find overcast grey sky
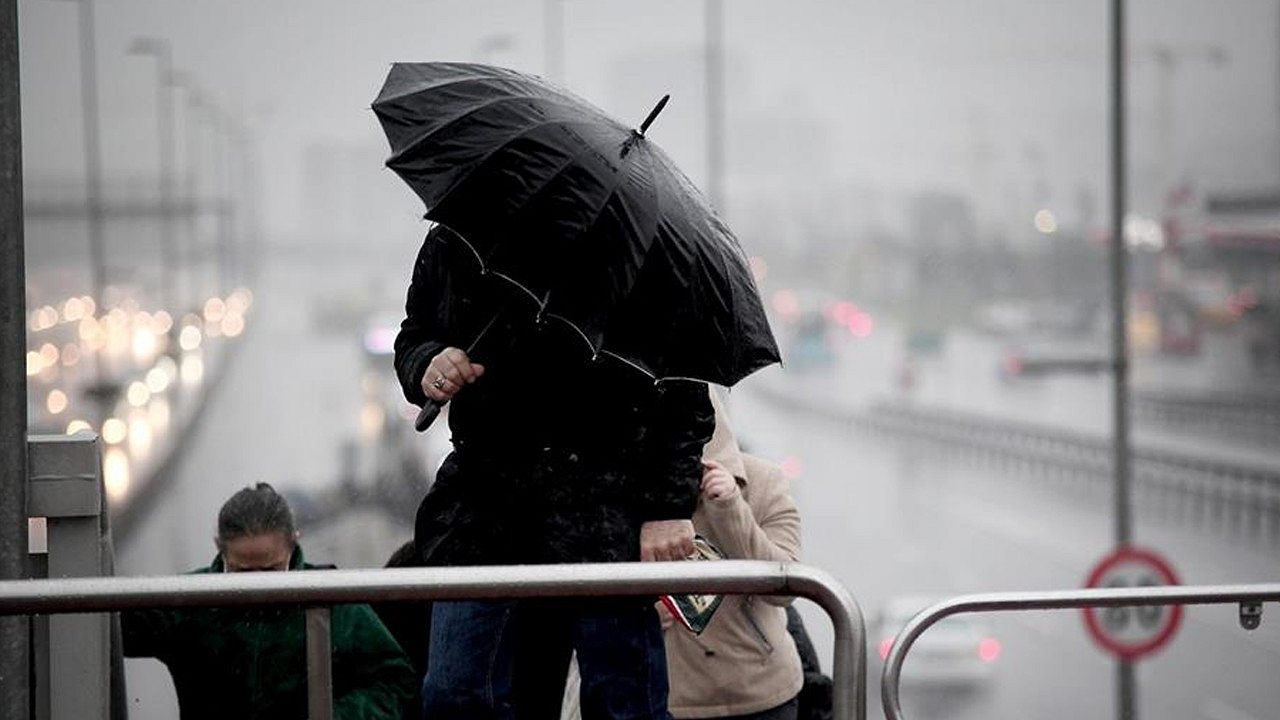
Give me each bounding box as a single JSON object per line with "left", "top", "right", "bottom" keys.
{"left": 18, "top": 0, "right": 1280, "bottom": 239}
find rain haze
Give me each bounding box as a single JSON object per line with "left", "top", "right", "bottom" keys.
{"left": 13, "top": 1, "right": 1280, "bottom": 718}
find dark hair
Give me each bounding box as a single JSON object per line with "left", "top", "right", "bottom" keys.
{"left": 216, "top": 483, "right": 296, "bottom": 547}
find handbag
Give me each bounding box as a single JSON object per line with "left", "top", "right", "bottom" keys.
{"left": 786, "top": 605, "right": 833, "bottom": 720}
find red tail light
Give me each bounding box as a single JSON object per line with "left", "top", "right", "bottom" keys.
{"left": 1002, "top": 354, "right": 1024, "bottom": 376}
{"left": 879, "top": 638, "right": 894, "bottom": 660}
{"left": 978, "top": 637, "right": 1001, "bottom": 662}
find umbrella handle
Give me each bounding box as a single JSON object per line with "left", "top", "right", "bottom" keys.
{"left": 414, "top": 399, "right": 444, "bottom": 432}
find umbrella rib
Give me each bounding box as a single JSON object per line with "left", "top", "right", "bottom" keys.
{"left": 436, "top": 230, "right": 722, "bottom": 387}
{"left": 439, "top": 225, "right": 547, "bottom": 310}
{"left": 437, "top": 221, "right": 487, "bottom": 270}
{"left": 595, "top": 350, "right": 716, "bottom": 387}
{"left": 598, "top": 350, "right": 656, "bottom": 381}
{"left": 654, "top": 375, "right": 713, "bottom": 385}
{"left": 487, "top": 270, "right": 547, "bottom": 308}
{"left": 544, "top": 313, "right": 599, "bottom": 357}
{"left": 445, "top": 224, "right": 722, "bottom": 387}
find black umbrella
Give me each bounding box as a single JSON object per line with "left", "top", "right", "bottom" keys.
{"left": 373, "top": 62, "right": 778, "bottom": 429}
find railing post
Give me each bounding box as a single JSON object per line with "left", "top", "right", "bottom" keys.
{"left": 27, "top": 435, "right": 112, "bottom": 720}
{"left": 786, "top": 565, "right": 866, "bottom": 720}
{"left": 305, "top": 607, "right": 333, "bottom": 720}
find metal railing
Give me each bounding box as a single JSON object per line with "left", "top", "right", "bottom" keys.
{"left": 881, "top": 583, "right": 1280, "bottom": 720}
{"left": 0, "top": 560, "right": 867, "bottom": 720}
{"left": 755, "top": 382, "right": 1280, "bottom": 539}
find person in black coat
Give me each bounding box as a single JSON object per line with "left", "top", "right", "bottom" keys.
{"left": 394, "top": 224, "right": 714, "bottom": 719}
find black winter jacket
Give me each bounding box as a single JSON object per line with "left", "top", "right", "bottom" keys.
{"left": 394, "top": 226, "right": 714, "bottom": 565}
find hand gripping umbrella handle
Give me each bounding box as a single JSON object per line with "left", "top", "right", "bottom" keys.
{"left": 414, "top": 399, "right": 444, "bottom": 432}
{"left": 413, "top": 313, "right": 499, "bottom": 433}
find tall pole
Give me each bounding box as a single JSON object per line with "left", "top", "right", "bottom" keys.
{"left": 704, "top": 0, "right": 725, "bottom": 213}
{"left": 544, "top": 0, "right": 563, "bottom": 81}
{"left": 1109, "top": 0, "right": 1136, "bottom": 718}
{"left": 179, "top": 81, "right": 204, "bottom": 310}
{"left": 75, "top": 0, "right": 107, "bottom": 318}
{"left": 151, "top": 43, "right": 178, "bottom": 312}
{"left": 0, "top": 0, "right": 30, "bottom": 716}
{"left": 210, "top": 108, "right": 230, "bottom": 297}
{"left": 238, "top": 127, "right": 264, "bottom": 286}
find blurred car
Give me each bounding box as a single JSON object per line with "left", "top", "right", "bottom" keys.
{"left": 997, "top": 335, "right": 1109, "bottom": 382}
{"left": 788, "top": 309, "right": 836, "bottom": 370}
{"left": 874, "top": 596, "right": 1000, "bottom": 689}
{"left": 974, "top": 300, "right": 1097, "bottom": 339}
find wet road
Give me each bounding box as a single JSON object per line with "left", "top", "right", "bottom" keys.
{"left": 732, "top": 331, "right": 1280, "bottom": 719}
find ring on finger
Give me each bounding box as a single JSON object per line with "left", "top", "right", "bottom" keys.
{"left": 431, "top": 375, "right": 447, "bottom": 390}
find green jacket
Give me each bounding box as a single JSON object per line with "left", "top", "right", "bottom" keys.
{"left": 122, "top": 547, "right": 416, "bottom": 720}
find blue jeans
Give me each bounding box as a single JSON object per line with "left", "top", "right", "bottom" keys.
{"left": 421, "top": 599, "right": 670, "bottom": 720}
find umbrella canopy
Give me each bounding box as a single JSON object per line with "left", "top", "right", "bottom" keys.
{"left": 374, "top": 62, "right": 778, "bottom": 387}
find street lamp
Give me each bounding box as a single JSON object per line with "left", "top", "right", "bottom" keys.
{"left": 127, "top": 37, "right": 179, "bottom": 315}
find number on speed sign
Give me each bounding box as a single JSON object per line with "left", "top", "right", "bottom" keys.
{"left": 1082, "top": 546, "right": 1183, "bottom": 661}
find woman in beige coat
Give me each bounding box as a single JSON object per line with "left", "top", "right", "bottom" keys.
{"left": 659, "top": 391, "right": 804, "bottom": 719}
{"left": 561, "top": 393, "right": 804, "bottom": 720}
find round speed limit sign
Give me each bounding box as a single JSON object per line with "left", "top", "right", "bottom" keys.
{"left": 1082, "top": 546, "right": 1183, "bottom": 660}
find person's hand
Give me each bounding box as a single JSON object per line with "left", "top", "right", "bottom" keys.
{"left": 421, "top": 347, "right": 485, "bottom": 403}
{"left": 701, "top": 459, "right": 739, "bottom": 502}
{"left": 639, "top": 519, "right": 695, "bottom": 562}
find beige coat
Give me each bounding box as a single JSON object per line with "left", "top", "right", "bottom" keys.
{"left": 664, "top": 395, "right": 803, "bottom": 718}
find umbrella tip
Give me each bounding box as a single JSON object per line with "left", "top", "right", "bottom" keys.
{"left": 637, "top": 94, "right": 670, "bottom": 137}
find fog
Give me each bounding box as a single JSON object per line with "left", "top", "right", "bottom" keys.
{"left": 21, "top": 1, "right": 1280, "bottom": 242}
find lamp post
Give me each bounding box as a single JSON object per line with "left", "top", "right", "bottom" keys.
{"left": 229, "top": 121, "right": 263, "bottom": 287}
{"left": 1108, "top": 1, "right": 1136, "bottom": 718}
{"left": 207, "top": 105, "right": 232, "bottom": 297}
{"left": 128, "top": 37, "right": 179, "bottom": 314}
{"left": 170, "top": 72, "right": 206, "bottom": 311}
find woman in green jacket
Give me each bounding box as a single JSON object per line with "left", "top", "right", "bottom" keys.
{"left": 122, "top": 483, "right": 416, "bottom": 720}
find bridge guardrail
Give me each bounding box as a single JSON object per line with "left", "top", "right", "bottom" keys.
{"left": 752, "top": 381, "right": 1280, "bottom": 538}
{"left": 0, "top": 560, "right": 867, "bottom": 720}
{"left": 881, "top": 583, "right": 1280, "bottom": 720}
